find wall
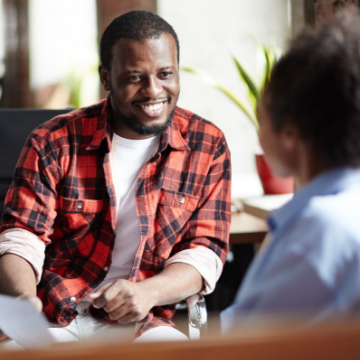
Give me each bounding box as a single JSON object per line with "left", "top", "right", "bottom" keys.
{"left": 158, "top": 0, "right": 292, "bottom": 198}
{"left": 0, "top": 0, "right": 4, "bottom": 83}
{"left": 29, "top": 0, "right": 99, "bottom": 107}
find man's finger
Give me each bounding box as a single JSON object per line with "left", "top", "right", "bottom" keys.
{"left": 107, "top": 300, "right": 139, "bottom": 323}
{"left": 89, "top": 280, "right": 130, "bottom": 309}
{"left": 116, "top": 307, "right": 143, "bottom": 324}
{"left": 102, "top": 280, "right": 133, "bottom": 301}
{"left": 88, "top": 282, "right": 114, "bottom": 308}
{"left": 103, "top": 294, "right": 127, "bottom": 313}
{"left": 88, "top": 282, "right": 113, "bottom": 299}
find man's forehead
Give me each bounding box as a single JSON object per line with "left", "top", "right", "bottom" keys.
{"left": 112, "top": 34, "right": 177, "bottom": 59}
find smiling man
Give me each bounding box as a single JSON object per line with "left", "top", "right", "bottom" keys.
{"left": 101, "top": 29, "right": 180, "bottom": 138}
{"left": 0, "top": 11, "right": 231, "bottom": 346}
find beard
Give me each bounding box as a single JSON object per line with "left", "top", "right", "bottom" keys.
{"left": 119, "top": 107, "right": 175, "bottom": 136}
{"left": 110, "top": 89, "right": 177, "bottom": 136}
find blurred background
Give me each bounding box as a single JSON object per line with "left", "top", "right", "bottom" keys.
{"left": 0, "top": 0, "right": 357, "bottom": 200}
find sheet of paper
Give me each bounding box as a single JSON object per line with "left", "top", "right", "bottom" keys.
{"left": 0, "top": 294, "right": 55, "bottom": 349}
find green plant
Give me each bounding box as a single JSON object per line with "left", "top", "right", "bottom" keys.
{"left": 63, "top": 62, "right": 99, "bottom": 109}
{"left": 182, "top": 41, "right": 282, "bottom": 131}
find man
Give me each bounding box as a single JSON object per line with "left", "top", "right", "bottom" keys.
{"left": 222, "top": 9, "right": 360, "bottom": 331}
{"left": 0, "top": 11, "right": 231, "bottom": 345}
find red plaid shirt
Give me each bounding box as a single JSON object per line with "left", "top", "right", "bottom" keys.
{"left": 1, "top": 98, "right": 231, "bottom": 336}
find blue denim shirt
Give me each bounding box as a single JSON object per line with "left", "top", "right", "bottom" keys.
{"left": 221, "top": 167, "right": 360, "bottom": 332}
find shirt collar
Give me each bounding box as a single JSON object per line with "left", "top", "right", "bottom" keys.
{"left": 153, "top": 106, "right": 191, "bottom": 152}
{"left": 86, "top": 102, "right": 190, "bottom": 153}
{"left": 268, "top": 167, "right": 360, "bottom": 234}
{"left": 86, "top": 97, "right": 113, "bottom": 152}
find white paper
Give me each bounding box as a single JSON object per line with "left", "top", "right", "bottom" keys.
{"left": 0, "top": 294, "right": 55, "bottom": 349}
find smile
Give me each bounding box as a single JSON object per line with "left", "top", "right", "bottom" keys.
{"left": 140, "top": 103, "right": 163, "bottom": 111}
{"left": 135, "top": 101, "right": 167, "bottom": 118}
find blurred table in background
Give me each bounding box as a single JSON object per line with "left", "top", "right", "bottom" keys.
{"left": 230, "top": 212, "right": 268, "bottom": 244}
{"left": 229, "top": 194, "right": 293, "bottom": 244}
{"left": 241, "top": 194, "right": 293, "bottom": 220}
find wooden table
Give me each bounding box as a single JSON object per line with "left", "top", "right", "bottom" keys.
{"left": 229, "top": 212, "right": 268, "bottom": 245}
{"left": 229, "top": 194, "right": 293, "bottom": 245}
{"left": 3, "top": 316, "right": 360, "bottom": 360}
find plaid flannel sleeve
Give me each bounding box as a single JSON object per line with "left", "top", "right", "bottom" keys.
{"left": 171, "top": 135, "right": 231, "bottom": 264}
{"left": 1, "top": 135, "right": 60, "bottom": 244}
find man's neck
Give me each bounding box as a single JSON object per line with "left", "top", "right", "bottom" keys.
{"left": 113, "top": 121, "right": 156, "bottom": 140}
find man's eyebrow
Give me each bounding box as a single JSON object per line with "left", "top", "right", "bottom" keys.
{"left": 159, "top": 66, "right": 176, "bottom": 71}
{"left": 124, "top": 70, "right": 141, "bottom": 74}
{"left": 123, "top": 66, "right": 176, "bottom": 74}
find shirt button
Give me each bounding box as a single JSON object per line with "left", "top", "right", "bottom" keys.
{"left": 103, "top": 266, "right": 109, "bottom": 271}
{"left": 179, "top": 197, "right": 185, "bottom": 204}
{"left": 70, "top": 296, "right": 76, "bottom": 302}
{"left": 76, "top": 202, "right": 83, "bottom": 210}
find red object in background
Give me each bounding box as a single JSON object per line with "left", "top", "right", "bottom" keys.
{"left": 255, "top": 154, "right": 294, "bottom": 194}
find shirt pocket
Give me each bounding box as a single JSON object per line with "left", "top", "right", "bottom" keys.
{"left": 57, "top": 197, "right": 107, "bottom": 233}
{"left": 49, "top": 197, "right": 108, "bottom": 257}
{"left": 144, "top": 188, "right": 200, "bottom": 258}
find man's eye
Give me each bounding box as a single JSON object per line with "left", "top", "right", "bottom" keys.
{"left": 160, "top": 72, "right": 171, "bottom": 77}
{"left": 128, "top": 75, "right": 140, "bottom": 81}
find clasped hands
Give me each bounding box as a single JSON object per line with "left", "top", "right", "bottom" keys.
{"left": 88, "top": 279, "right": 154, "bottom": 324}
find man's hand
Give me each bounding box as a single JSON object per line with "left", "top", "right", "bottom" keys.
{"left": 88, "top": 263, "right": 203, "bottom": 324}
{"left": 88, "top": 280, "right": 155, "bottom": 324}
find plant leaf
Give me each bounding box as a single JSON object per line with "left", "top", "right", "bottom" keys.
{"left": 232, "top": 56, "right": 259, "bottom": 101}
{"left": 182, "top": 66, "right": 258, "bottom": 130}
{"left": 214, "top": 85, "right": 258, "bottom": 130}
{"left": 181, "top": 66, "right": 219, "bottom": 87}
{"left": 261, "top": 46, "right": 271, "bottom": 94}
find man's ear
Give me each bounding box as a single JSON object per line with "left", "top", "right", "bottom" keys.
{"left": 99, "top": 65, "right": 111, "bottom": 92}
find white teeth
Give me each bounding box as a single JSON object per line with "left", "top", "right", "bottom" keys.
{"left": 141, "top": 103, "right": 163, "bottom": 111}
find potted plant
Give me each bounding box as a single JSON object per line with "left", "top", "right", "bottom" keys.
{"left": 182, "top": 41, "right": 294, "bottom": 195}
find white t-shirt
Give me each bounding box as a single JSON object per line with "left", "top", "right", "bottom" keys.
{"left": 104, "top": 133, "right": 160, "bottom": 283}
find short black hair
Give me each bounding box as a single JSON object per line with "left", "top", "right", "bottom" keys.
{"left": 264, "top": 8, "right": 360, "bottom": 168}
{"left": 100, "top": 10, "right": 180, "bottom": 71}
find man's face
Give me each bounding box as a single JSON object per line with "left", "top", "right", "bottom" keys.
{"left": 258, "top": 99, "right": 298, "bottom": 177}
{"left": 100, "top": 33, "right": 180, "bottom": 139}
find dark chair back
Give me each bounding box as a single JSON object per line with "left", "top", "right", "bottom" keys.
{"left": 0, "top": 109, "right": 71, "bottom": 214}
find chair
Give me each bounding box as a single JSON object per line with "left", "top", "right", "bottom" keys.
{"left": 0, "top": 109, "right": 71, "bottom": 214}
{"left": 186, "top": 294, "right": 208, "bottom": 339}
{"left": 0, "top": 108, "right": 207, "bottom": 339}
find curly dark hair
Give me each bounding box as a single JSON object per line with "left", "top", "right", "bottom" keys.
{"left": 264, "top": 8, "right": 360, "bottom": 168}
{"left": 100, "top": 10, "right": 180, "bottom": 71}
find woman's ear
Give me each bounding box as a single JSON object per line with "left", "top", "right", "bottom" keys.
{"left": 281, "top": 123, "right": 300, "bottom": 151}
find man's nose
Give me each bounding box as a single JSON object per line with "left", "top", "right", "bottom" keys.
{"left": 141, "top": 76, "right": 162, "bottom": 98}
